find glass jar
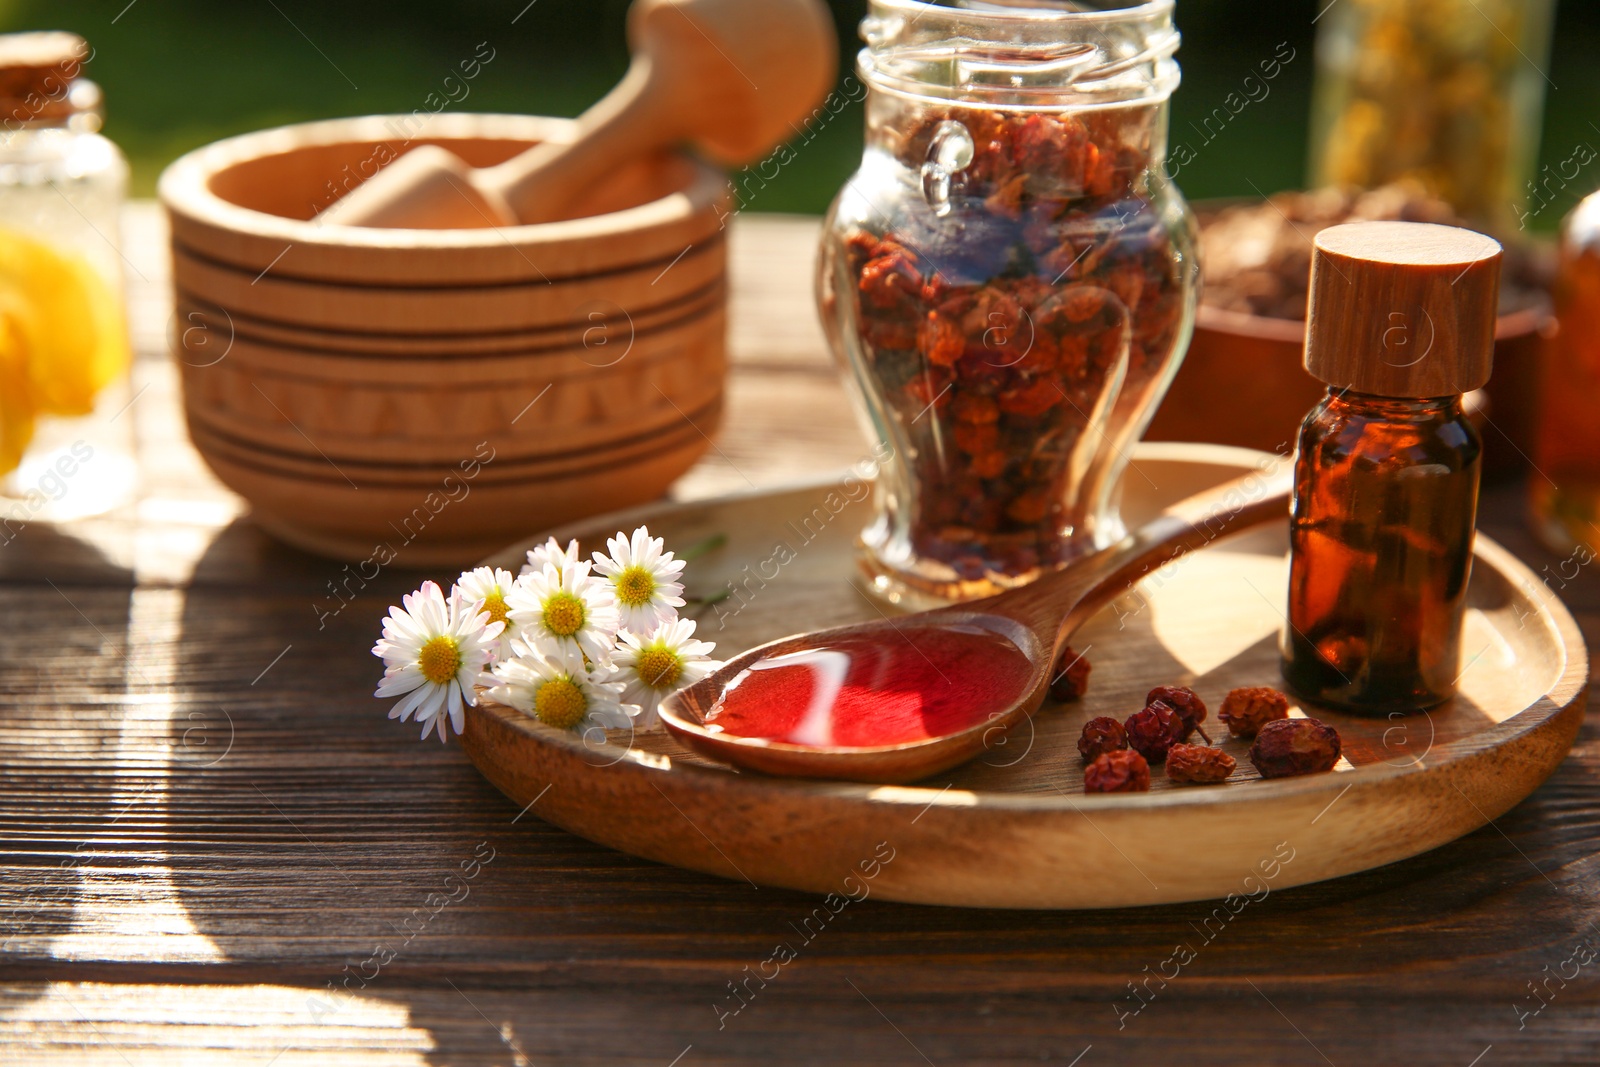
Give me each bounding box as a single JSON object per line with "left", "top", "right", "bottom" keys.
{"left": 1530, "top": 190, "right": 1600, "bottom": 557}
{"left": 817, "top": 0, "right": 1197, "bottom": 604}
{"left": 1307, "top": 0, "right": 1557, "bottom": 231}
{"left": 0, "top": 33, "right": 134, "bottom": 528}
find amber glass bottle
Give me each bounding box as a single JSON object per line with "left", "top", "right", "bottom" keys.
{"left": 1282, "top": 222, "right": 1501, "bottom": 714}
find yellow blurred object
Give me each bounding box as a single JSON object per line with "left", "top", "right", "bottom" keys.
{"left": 0, "top": 227, "right": 129, "bottom": 477}
{"left": 0, "top": 226, "right": 129, "bottom": 417}
{"left": 0, "top": 306, "right": 36, "bottom": 475}
{"left": 1308, "top": 0, "right": 1557, "bottom": 230}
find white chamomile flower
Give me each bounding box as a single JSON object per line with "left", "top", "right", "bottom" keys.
{"left": 488, "top": 640, "right": 633, "bottom": 732}
{"left": 373, "top": 580, "right": 502, "bottom": 742}
{"left": 523, "top": 536, "right": 582, "bottom": 580}
{"left": 613, "top": 617, "right": 718, "bottom": 723}
{"left": 454, "top": 566, "right": 517, "bottom": 660}
{"left": 506, "top": 561, "right": 620, "bottom": 664}
{"left": 592, "top": 525, "right": 686, "bottom": 636}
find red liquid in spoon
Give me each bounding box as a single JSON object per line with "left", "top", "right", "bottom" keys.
{"left": 702, "top": 625, "right": 1036, "bottom": 748}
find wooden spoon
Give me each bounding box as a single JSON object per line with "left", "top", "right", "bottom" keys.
{"left": 317, "top": 0, "right": 837, "bottom": 230}
{"left": 660, "top": 469, "right": 1293, "bottom": 784}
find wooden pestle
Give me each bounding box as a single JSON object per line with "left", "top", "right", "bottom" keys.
{"left": 318, "top": 0, "right": 837, "bottom": 230}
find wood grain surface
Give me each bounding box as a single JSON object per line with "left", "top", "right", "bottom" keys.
{"left": 1, "top": 207, "right": 1597, "bottom": 1065}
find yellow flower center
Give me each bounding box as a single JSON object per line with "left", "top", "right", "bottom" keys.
{"left": 635, "top": 646, "right": 683, "bottom": 690}
{"left": 535, "top": 676, "right": 588, "bottom": 729}
{"left": 481, "top": 589, "right": 509, "bottom": 628}
{"left": 418, "top": 635, "right": 462, "bottom": 685}
{"left": 614, "top": 565, "right": 656, "bottom": 608}
{"left": 542, "top": 591, "right": 585, "bottom": 637}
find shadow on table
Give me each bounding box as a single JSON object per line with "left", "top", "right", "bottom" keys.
{"left": 0, "top": 525, "right": 134, "bottom": 1014}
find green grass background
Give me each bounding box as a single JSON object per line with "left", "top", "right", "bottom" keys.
{"left": 9, "top": 0, "right": 1598, "bottom": 229}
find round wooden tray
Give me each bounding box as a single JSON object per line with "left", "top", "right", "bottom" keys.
{"left": 462, "top": 443, "right": 1587, "bottom": 909}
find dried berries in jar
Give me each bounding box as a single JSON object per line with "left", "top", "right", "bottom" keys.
{"left": 1050, "top": 645, "right": 1093, "bottom": 702}
{"left": 1084, "top": 749, "right": 1151, "bottom": 794}
{"left": 839, "top": 102, "right": 1186, "bottom": 588}
{"left": 1124, "top": 700, "right": 1182, "bottom": 763}
{"left": 1248, "top": 718, "right": 1342, "bottom": 779}
{"left": 1218, "top": 686, "right": 1290, "bottom": 739}
{"left": 1166, "top": 743, "right": 1236, "bottom": 784}
{"left": 1077, "top": 716, "right": 1127, "bottom": 762}
{"left": 1146, "top": 684, "right": 1209, "bottom": 742}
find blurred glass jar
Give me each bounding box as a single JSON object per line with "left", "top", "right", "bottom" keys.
{"left": 0, "top": 32, "right": 134, "bottom": 529}
{"left": 1308, "top": 0, "right": 1557, "bottom": 231}
{"left": 816, "top": 0, "right": 1198, "bottom": 605}
{"left": 1530, "top": 190, "right": 1600, "bottom": 557}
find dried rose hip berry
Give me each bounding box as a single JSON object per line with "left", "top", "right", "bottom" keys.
{"left": 952, "top": 420, "right": 1000, "bottom": 455}
{"left": 903, "top": 374, "right": 953, "bottom": 414}
{"left": 1077, "top": 716, "right": 1127, "bottom": 762}
{"left": 1059, "top": 284, "right": 1108, "bottom": 324}
{"left": 859, "top": 250, "right": 921, "bottom": 312}
{"left": 1147, "top": 684, "right": 1209, "bottom": 742}
{"left": 997, "top": 378, "right": 1062, "bottom": 418}
{"left": 970, "top": 450, "right": 1007, "bottom": 478}
{"left": 1218, "top": 686, "right": 1290, "bottom": 739}
{"left": 1004, "top": 490, "right": 1052, "bottom": 525}
{"left": 1124, "top": 700, "right": 1182, "bottom": 763}
{"left": 1049, "top": 646, "right": 1092, "bottom": 702}
{"left": 1166, "top": 743, "right": 1237, "bottom": 784}
{"left": 951, "top": 393, "right": 999, "bottom": 425}
{"left": 1249, "top": 718, "right": 1342, "bottom": 779}
{"left": 918, "top": 311, "right": 965, "bottom": 367}
{"left": 1084, "top": 749, "right": 1150, "bottom": 793}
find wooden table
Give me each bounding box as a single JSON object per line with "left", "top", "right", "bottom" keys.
{"left": 3, "top": 207, "right": 1596, "bottom": 1066}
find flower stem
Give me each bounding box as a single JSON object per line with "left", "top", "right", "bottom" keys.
{"left": 684, "top": 588, "right": 732, "bottom": 613}
{"left": 678, "top": 533, "right": 727, "bottom": 562}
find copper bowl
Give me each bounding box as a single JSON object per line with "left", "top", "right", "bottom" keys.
{"left": 1146, "top": 203, "right": 1552, "bottom": 481}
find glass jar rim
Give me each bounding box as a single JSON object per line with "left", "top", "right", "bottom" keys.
{"left": 869, "top": 0, "right": 1175, "bottom": 26}
{"left": 859, "top": 0, "right": 1179, "bottom": 109}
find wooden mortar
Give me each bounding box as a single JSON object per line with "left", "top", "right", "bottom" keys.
{"left": 159, "top": 113, "right": 730, "bottom": 565}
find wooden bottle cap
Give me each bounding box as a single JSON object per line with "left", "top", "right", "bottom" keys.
{"left": 0, "top": 32, "right": 89, "bottom": 125}
{"left": 1304, "top": 221, "right": 1502, "bottom": 397}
